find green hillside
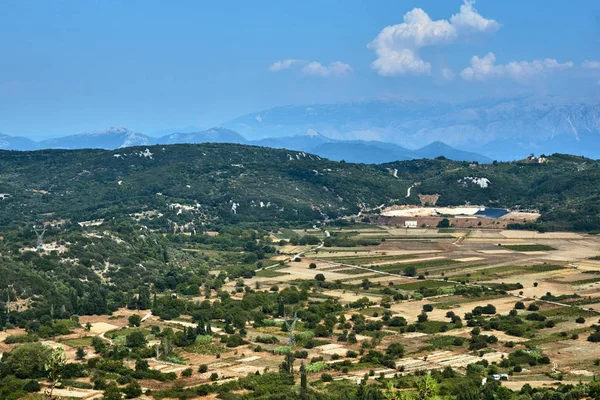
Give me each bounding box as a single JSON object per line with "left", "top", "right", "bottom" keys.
{"left": 386, "top": 154, "right": 600, "bottom": 231}
{"left": 0, "top": 143, "right": 410, "bottom": 227}
{"left": 0, "top": 144, "right": 598, "bottom": 231}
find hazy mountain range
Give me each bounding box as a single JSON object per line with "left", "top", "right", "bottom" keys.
{"left": 1, "top": 96, "right": 599, "bottom": 162}
{"left": 0, "top": 126, "right": 491, "bottom": 164}
{"left": 224, "top": 96, "right": 600, "bottom": 160}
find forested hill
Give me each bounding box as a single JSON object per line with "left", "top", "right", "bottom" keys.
{"left": 0, "top": 143, "right": 410, "bottom": 226}
{"left": 0, "top": 144, "right": 599, "bottom": 231}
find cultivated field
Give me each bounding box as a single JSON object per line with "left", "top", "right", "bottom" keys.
{"left": 5, "top": 225, "right": 600, "bottom": 396}
{"left": 225, "top": 225, "right": 600, "bottom": 389}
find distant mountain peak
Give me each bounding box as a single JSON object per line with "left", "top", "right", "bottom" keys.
{"left": 303, "top": 129, "right": 330, "bottom": 140}
{"left": 86, "top": 126, "right": 134, "bottom": 136}
{"left": 157, "top": 127, "right": 247, "bottom": 145}
{"left": 421, "top": 141, "right": 452, "bottom": 149}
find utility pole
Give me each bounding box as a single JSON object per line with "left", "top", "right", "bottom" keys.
{"left": 33, "top": 224, "right": 46, "bottom": 252}
{"left": 284, "top": 312, "right": 299, "bottom": 346}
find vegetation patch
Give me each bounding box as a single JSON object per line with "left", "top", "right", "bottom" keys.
{"left": 424, "top": 335, "right": 465, "bottom": 349}
{"left": 305, "top": 361, "right": 328, "bottom": 373}
{"left": 499, "top": 244, "right": 556, "bottom": 251}
{"left": 60, "top": 337, "right": 94, "bottom": 347}
{"left": 186, "top": 337, "right": 224, "bottom": 355}
{"left": 255, "top": 269, "right": 290, "bottom": 278}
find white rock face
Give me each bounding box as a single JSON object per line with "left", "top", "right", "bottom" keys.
{"left": 458, "top": 177, "right": 490, "bottom": 188}
{"left": 137, "top": 149, "right": 154, "bottom": 159}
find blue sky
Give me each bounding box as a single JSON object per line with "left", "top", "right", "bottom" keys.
{"left": 1, "top": 0, "right": 599, "bottom": 138}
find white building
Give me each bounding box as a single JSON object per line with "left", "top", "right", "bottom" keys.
{"left": 404, "top": 220, "right": 418, "bottom": 228}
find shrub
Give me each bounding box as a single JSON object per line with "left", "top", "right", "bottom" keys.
{"left": 4, "top": 334, "right": 39, "bottom": 344}
{"left": 306, "top": 362, "right": 328, "bottom": 373}
{"left": 273, "top": 346, "right": 292, "bottom": 355}
{"left": 125, "top": 331, "right": 147, "bottom": 348}
{"left": 220, "top": 334, "right": 247, "bottom": 348}
{"left": 255, "top": 335, "right": 279, "bottom": 344}
{"left": 588, "top": 332, "right": 600, "bottom": 342}
{"left": 321, "top": 373, "right": 333, "bottom": 382}
{"left": 386, "top": 343, "right": 405, "bottom": 358}
{"left": 576, "top": 317, "right": 586, "bottom": 324}
{"left": 128, "top": 314, "right": 142, "bottom": 327}
{"left": 294, "top": 350, "right": 309, "bottom": 359}
{"left": 437, "top": 218, "right": 450, "bottom": 228}
{"left": 198, "top": 364, "right": 208, "bottom": 373}
{"left": 122, "top": 381, "right": 142, "bottom": 398}
{"left": 2, "top": 342, "right": 52, "bottom": 379}
{"left": 23, "top": 380, "right": 41, "bottom": 393}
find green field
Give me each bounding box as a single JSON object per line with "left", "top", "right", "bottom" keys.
{"left": 499, "top": 244, "right": 557, "bottom": 252}
{"left": 395, "top": 280, "right": 455, "bottom": 291}
{"left": 256, "top": 269, "right": 290, "bottom": 278}
{"left": 451, "top": 264, "right": 564, "bottom": 281}
{"left": 60, "top": 337, "right": 94, "bottom": 347}
{"left": 375, "top": 259, "right": 461, "bottom": 274}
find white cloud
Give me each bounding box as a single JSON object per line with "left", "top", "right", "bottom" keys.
{"left": 268, "top": 59, "right": 351, "bottom": 77}
{"left": 371, "top": 49, "right": 431, "bottom": 76}
{"left": 461, "top": 52, "right": 574, "bottom": 82}
{"left": 460, "top": 53, "right": 504, "bottom": 81}
{"left": 441, "top": 68, "right": 456, "bottom": 81}
{"left": 368, "top": 1, "right": 499, "bottom": 76}
{"left": 450, "top": 0, "right": 501, "bottom": 33}
{"left": 582, "top": 60, "right": 600, "bottom": 70}
{"left": 505, "top": 58, "right": 573, "bottom": 81}
{"left": 268, "top": 59, "right": 300, "bottom": 72}
{"left": 302, "top": 61, "right": 352, "bottom": 77}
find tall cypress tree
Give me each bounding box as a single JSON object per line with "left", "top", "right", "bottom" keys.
{"left": 300, "top": 363, "right": 307, "bottom": 395}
